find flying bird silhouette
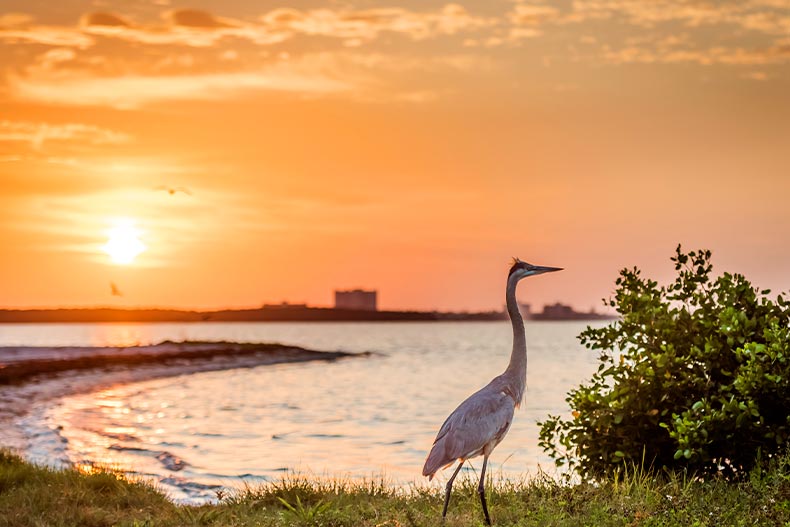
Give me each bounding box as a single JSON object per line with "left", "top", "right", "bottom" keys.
{"left": 155, "top": 185, "right": 192, "bottom": 196}
{"left": 110, "top": 282, "right": 123, "bottom": 297}
{"left": 422, "top": 258, "right": 562, "bottom": 525}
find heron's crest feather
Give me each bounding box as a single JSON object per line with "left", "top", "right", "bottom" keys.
{"left": 508, "top": 257, "right": 525, "bottom": 276}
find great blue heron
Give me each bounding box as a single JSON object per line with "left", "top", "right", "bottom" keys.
{"left": 422, "top": 258, "right": 562, "bottom": 525}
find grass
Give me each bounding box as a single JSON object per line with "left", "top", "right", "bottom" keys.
{"left": 2, "top": 449, "right": 790, "bottom": 527}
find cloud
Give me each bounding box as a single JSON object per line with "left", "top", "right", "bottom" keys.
{"left": 34, "top": 47, "right": 78, "bottom": 69}
{"left": 261, "top": 4, "right": 494, "bottom": 42}
{"left": 5, "top": 46, "right": 497, "bottom": 108}
{"left": 0, "top": 12, "right": 92, "bottom": 48}
{"left": 742, "top": 70, "right": 769, "bottom": 80}
{"left": 337, "top": 51, "right": 494, "bottom": 73}
{"left": 504, "top": 0, "right": 790, "bottom": 47}
{"left": 75, "top": 4, "right": 494, "bottom": 48}
{"left": 601, "top": 43, "right": 790, "bottom": 65}
{"left": 569, "top": 0, "right": 790, "bottom": 35}
{"left": 508, "top": 4, "right": 561, "bottom": 26}
{"left": 9, "top": 66, "right": 356, "bottom": 109}
{"left": 3, "top": 0, "right": 789, "bottom": 100}
{"left": 81, "top": 12, "right": 133, "bottom": 28}
{"left": 737, "top": 10, "right": 790, "bottom": 34}
{"left": 554, "top": 1, "right": 790, "bottom": 67}
{"left": 0, "top": 13, "right": 34, "bottom": 27}
{"left": 0, "top": 120, "right": 132, "bottom": 149}
{"left": 571, "top": 1, "right": 725, "bottom": 27}
{"left": 76, "top": 9, "right": 286, "bottom": 47}
{"left": 3, "top": 4, "right": 494, "bottom": 52}
{"left": 165, "top": 9, "right": 237, "bottom": 29}
{"left": 0, "top": 26, "right": 93, "bottom": 48}
{"left": 497, "top": 4, "right": 563, "bottom": 43}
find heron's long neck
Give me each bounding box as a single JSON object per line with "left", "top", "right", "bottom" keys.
{"left": 504, "top": 274, "right": 526, "bottom": 403}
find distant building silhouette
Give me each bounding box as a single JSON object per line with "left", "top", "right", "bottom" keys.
{"left": 263, "top": 301, "right": 307, "bottom": 310}
{"left": 334, "top": 289, "right": 378, "bottom": 311}
{"left": 529, "top": 302, "right": 614, "bottom": 321}
{"left": 541, "top": 303, "right": 575, "bottom": 318}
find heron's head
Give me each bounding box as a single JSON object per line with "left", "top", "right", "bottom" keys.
{"left": 508, "top": 257, "right": 563, "bottom": 281}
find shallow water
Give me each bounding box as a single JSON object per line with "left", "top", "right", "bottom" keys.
{"left": 0, "top": 321, "right": 602, "bottom": 502}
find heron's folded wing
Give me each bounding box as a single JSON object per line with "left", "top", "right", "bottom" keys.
{"left": 423, "top": 389, "right": 515, "bottom": 476}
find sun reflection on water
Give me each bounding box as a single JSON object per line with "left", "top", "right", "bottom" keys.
{"left": 88, "top": 325, "right": 153, "bottom": 348}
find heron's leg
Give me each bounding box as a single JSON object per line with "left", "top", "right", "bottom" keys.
{"left": 478, "top": 455, "right": 492, "bottom": 526}
{"left": 442, "top": 460, "right": 465, "bottom": 520}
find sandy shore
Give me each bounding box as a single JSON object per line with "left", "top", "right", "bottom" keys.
{"left": 0, "top": 341, "right": 365, "bottom": 453}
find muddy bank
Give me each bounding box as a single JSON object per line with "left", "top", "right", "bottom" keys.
{"left": 0, "top": 340, "right": 360, "bottom": 385}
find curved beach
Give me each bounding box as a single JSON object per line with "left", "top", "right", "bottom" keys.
{"left": 0, "top": 341, "right": 365, "bottom": 453}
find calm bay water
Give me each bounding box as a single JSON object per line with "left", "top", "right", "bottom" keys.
{"left": 0, "top": 321, "right": 602, "bottom": 502}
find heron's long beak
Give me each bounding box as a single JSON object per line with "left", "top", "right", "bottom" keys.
{"left": 532, "top": 265, "right": 563, "bottom": 274}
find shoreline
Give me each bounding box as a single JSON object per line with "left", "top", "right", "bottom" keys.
{"left": 0, "top": 306, "right": 616, "bottom": 324}
{"left": 0, "top": 341, "right": 368, "bottom": 454}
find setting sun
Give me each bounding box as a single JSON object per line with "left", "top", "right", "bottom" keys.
{"left": 103, "top": 219, "right": 146, "bottom": 265}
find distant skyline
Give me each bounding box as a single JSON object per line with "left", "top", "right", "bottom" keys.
{"left": 1, "top": 0, "right": 789, "bottom": 312}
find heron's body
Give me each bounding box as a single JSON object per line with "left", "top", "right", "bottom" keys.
{"left": 422, "top": 376, "right": 516, "bottom": 477}
{"left": 422, "top": 258, "right": 561, "bottom": 525}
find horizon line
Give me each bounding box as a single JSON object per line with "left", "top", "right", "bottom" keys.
{"left": 0, "top": 301, "right": 611, "bottom": 314}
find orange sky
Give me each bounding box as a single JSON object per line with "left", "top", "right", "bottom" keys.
{"left": 1, "top": 0, "right": 789, "bottom": 312}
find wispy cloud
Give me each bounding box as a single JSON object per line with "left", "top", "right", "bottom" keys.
{"left": 0, "top": 12, "right": 90, "bottom": 47}
{"left": 0, "top": 26, "right": 93, "bottom": 48}
{"left": 569, "top": 0, "right": 790, "bottom": 35}
{"left": 78, "top": 8, "right": 289, "bottom": 47}
{"left": 261, "top": 4, "right": 494, "bottom": 42}
{"left": 9, "top": 66, "right": 357, "bottom": 109}
{"left": 0, "top": 120, "right": 132, "bottom": 149}
{"left": 600, "top": 42, "right": 790, "bottom": 65}
{"left": 508, "top": 4, "right": 560, "bottom": 26}
{"left": 3, "top": 4, "right": 495, "bottom": 51}
{"left": 8, "top": 45, "right": 499, "bottom": 108}
{"left": 557, "top": 0, "right": 790, "bottom": 66}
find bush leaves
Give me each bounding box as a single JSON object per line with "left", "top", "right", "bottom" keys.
{"left": 538, "top": 245, "right": 790, "bottom": 480}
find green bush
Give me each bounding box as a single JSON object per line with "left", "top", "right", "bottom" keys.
{"left": 539, "top": 246, "right": 790, "bottom": 480}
